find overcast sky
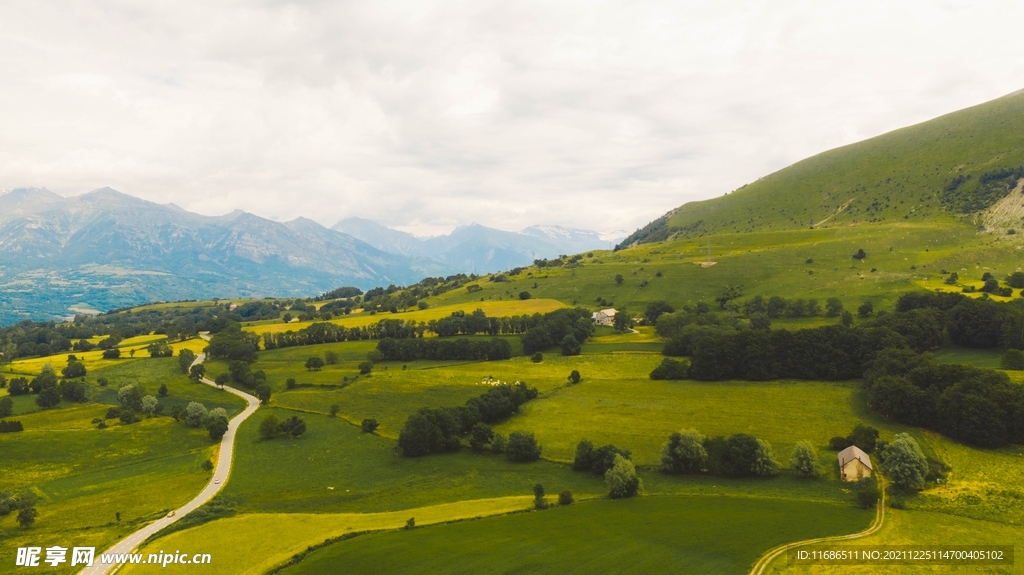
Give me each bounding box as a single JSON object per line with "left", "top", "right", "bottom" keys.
{"left": 2, "top": 1, "right": 1023, "bottom": 237}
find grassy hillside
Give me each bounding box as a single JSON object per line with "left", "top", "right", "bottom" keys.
{"left": 620, "top": 88, "right": 1024, "bottom": 243}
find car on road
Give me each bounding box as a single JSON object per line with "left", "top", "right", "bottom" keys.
{"left": 166, "top": 511, "right": 175, "bottom": 517}
{"left": 214, "top": 478, "right": 221, "bottom": 484}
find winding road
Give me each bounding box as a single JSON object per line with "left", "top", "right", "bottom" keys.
{"left": 747, "top": 478, "right": 887, "bottom": 575}
{"left": 81, "top": 335, "right": 260, "bottom": 575}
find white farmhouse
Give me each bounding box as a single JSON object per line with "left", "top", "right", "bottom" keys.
{"left": 837, "top": 445, "right": 872, "bottom": 482}
{"left": 592, "top": 308, "right": 617, "bottom": 326}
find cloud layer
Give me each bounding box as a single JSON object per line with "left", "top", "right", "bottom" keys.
{"left": 2, "top": 1, "right": 1022, "bottom": 236}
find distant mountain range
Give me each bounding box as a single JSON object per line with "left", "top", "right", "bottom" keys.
{"left": 0, "top": 188, "right": 615, "bottom": 324}
{"left": 332, "top": 218, "right": 614, "bottom": 273}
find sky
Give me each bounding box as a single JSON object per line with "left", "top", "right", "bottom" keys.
{"left": 1, "top": 1, "right": 1023, "bottom": 238}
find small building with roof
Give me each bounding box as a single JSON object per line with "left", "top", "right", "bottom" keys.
{"left": 838, "top": 445, "right": 872, "bottom": 482}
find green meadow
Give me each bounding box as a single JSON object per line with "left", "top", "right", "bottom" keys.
{"left": 278, "top": 496, "right": 872, "bottom": 575}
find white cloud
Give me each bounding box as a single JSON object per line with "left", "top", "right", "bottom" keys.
{"left": 1, "top": 0, "right": 1022, "bottom": 236}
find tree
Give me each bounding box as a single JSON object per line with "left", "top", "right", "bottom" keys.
{"left": 1008, "top": 271, "right": 1024, "bottom": 289}
{"left": 751, "top": 439, "right": 780, "bottom": 476}
{"left": 825, "top": 298, "right": 844, "bottom": 317}
{"left": 560, "top": 335, "right": 581, "bottom": 356}
{"left": 184, "top": 402, "right": 209, "bottom": 428}
{"left": 324, "top": 351, "right": 339, "bottom": 365}
{"left": 405, "top": 517, "right": 415, "bottom": 530}
{"left": 361, "top": 418, "right": 379, "bottom": 433}
{"left": 179, "top": 349, "right": 197, "bottom": 373}
{"left": 533, "top": 484, "right": 548, "bottom": 510}
{"left": 305, "top": 356, "right": 325, "bottom": 371}
{"left": 644, "top": 301, "right": 675, "bottom": 324}
{"left": 519, "top": 291, "right": 531, "bottom": 300}
{"left": 207, "top": 415, "right": 228, "bottom": 441}
{"left": 559, "top": 490, "right": 574, "bottom": 505}
{"left": 944, "top": 272, "right": 959, "bottom": 285}
{"left": 853, "top": 248, "right": 866, "bottom": 260}
{"left": 190, "top": 364, "right": 206, "bottom": 381}
{"left": 855, "top": 477, "right": 880, "bottom": 509}
{"left": 881, "top": 433, "right": 928, "bottom": 490}
{"left": 1001, "top": 349, "right": 1024, "bottom": 370}
{"left": 35, "top": 386, "right": 61, "bottom": 409}
{"left": 661, "top": 429, "right": 707, "bottom": 474}
{"left": 840, "top": 310, "right": 854, "bottom": 327}
{"left": 158, "top": 384, "right": 168, "bottom": 397}
{"left": 789, "top": 441, "right": 820, "bottom": 478}
{"left": 286, "top": 377, "right": 297, "bottom": 390}
{"left": 649, "top": 358, "right": 689, "bottom": 380}
{"left": 255, "top": 383, "right": 272, "bottom": 405}
{"left": 279, "top": 415, "right": 307, "bottom": 438}
{"left": 605, "top": 454, "right": 642, "bottom": 498}
{"left": 0, "top": 397, "right": 12, "bottom": 418}
{"left": 118, "top": 408, "right": 136, "bottom": 425}
{"left": 568, "top": 370, "right": 581, "bottom": 384}
{"left": 858, "top": 301, "right": 874, "bottom": 317}
{"left": 358, "top": 361, "right": 373, "bottom": 374}
{"left": 613, "top": 308, "right": 633, "bottom": 332}
{"left": 215, "top": 374, "right": 229, "bottom": 388}
{"left": 469, "top": 422, "right": 493, "bottom": 451}
{"left": 141, "top": 395, "right": 159, "bottom": 417}
{"left": 102, "top": 348, "right": 121, "bottom": 359}
{"left": 259, "top": 414, "right": 280, "bottom": 440}
{"left": 506, "top": 431, "right": 542, "bottom": 462}
{"left": 614, "top": 274, "right": 624, "bottom": 285}
{"left": 329, "top": 404, "right": 341, "bottom": 418}
{"left": 490, "top": 433, "right": 506, "bottom": 454}
{"left": 749, "top": 313, "right": 771, "bottom": 331}
{"left": 118, "top": 384, "right": 144, "bottom": 411}
{"left": 17, "top": 506, "right": 37, "bottom": 528}
{"left": 847, "top": 425, "right": 880, "bottom": 453}
{"left": 531, "top": 352, "right": 543, "bottom": 363}
{"left": 62, "top": 361, "right": 86, "bottom": 379}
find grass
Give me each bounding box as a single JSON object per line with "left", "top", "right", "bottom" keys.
{"left": 0, "top": 336, "right": 208, "bottom": 377}
{"left": 218, "top": 407, "right": 607, "bottom": 515}
{"left": 278, "top": 496, "right": 873, "bottom": 575}
{"left": 486, "top": 354, "right": 912, "bottom": 466}
{"left": 930, "top": 346, "right": 1006, "bottom": 369}
{"left": 766, "top": 509, "right": 1024, "bottom": 574}
{"left": 0, "top": 406, "right": 218, "bottom": 574}
{"left": 121, "top": 496, "right": 537, "bottom": 575}
{"left": 244, "top": 299, "right": 566, "bottom": 337}
{"left": 0, "top": 357, "right": 246, "bottom": 574}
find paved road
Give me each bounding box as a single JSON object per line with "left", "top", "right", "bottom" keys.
{"left": 81, "top": 339, "right": 260, "bottom": 575}
{"left": 746, "top": 478, "right": 887, "bottom": 575}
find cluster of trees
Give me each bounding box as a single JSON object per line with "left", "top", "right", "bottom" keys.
{"left": 896, "top": 292, "right": 1024, "bottom": 350}
{"left": 941, "top": 166, "right": 1024, "bottom": 213}
{"left": 741, "top": 295, "right": 836, "bottom": 319}
{"left": 0, "top": 394, "right": 12, "bottom": 417}
{"left": 261, "top": 309, "right": 581, "bottom": 351}
{"left": 660, "top": 429, "right": 780, "bottom": 477}
{"left": 0, "top": 491, "right": 38, "bottom": 528}
{"left": 649, "top": 358, "right": 690, "bottom": 380}
{"left": 112, "top": 383, "right": 164, "bottom": 424}
{"left": 520, "top": 308, "right": 594, "bottom": 356}
{"left": 686, "top": 325, "right": 904, "bottom": 381}
{"left": 258, "top": 413, "right": 307, "bottom": 440}
{"left": 206, "top": 326, "right": 260, "bottom": 363}
{"left": 397, "top": 382, "right": 539, "bottom": 457}
{"left": 376, "top": 338, "right": 513, "bottom": 362}
{"left": 572, "top": 441, "right": 641, "bottom": 498}
{"left": 0, "top": 420, "right": 24, "bottom": 433}
{"left": 880, "top": 433, "right": 930, "bottom": 491}
{"left": 828, "top": 424, "right": 880, "bottom": 453}
{"left": 864, "top": 349, "right": 1024, "bottom": 447}
{"left": 6, "top": 363, "right": 91, "bottom": 408}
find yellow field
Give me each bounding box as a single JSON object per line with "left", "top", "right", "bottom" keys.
{"left": 914, "top": 279, "right": 1017, "bottom": 301}
{"left": 0, "top": 337, "right": 207, "bottom": 377}
{"left": 245, "top": 299, "right": 567, "bottom": 336}
{"left": 121, "top": 496, "right": 535, "bottom": 575}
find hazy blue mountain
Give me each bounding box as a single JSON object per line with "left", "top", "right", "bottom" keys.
{"left": 332, "top": 219, "right": 610, "bottom": 274}
{"left": 331, "top": 217, "right": 429, "bottom": 257}
{"left": 0, "top": 188, "right": 435, "bottom": 324}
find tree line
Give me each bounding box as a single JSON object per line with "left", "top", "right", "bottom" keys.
{"left": 398, "top": 382, "right": 539, "bottom": 457}
{"left": 376, "top": 337, "right": 513, "bottom": 362}
{"left": 864, "top": 348, "right": 1024, "bottom": 447}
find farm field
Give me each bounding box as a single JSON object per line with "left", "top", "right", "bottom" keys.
{"left": 121, "top": 496, "right": 538, "bottom": 575}
{"left": 243, "top": 298, "right": 566, "bottom": 336}
{"left": 277, "top": 496, "right": 873, "bottom": 575}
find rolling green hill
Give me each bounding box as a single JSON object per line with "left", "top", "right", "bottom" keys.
{"left": 619, "top": 88, "right": 1024, "bottom": 245}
